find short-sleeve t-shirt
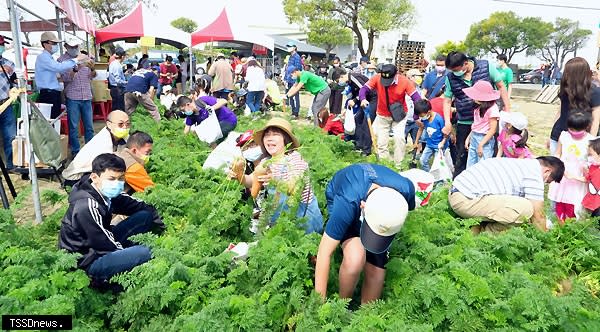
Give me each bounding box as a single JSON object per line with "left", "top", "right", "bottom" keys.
{"left": 423, "top": 113, "right": 446, "bottom": 149}
{"left": 443, "top": 61, "right": 503, "bottom": 99}
{"left": 429, "top": 97, "right": 445, "bottom": 117}
{"left": 453, "top": 158, "right": 545, "bottom": 201}
{"left": 497, "top": 129, "right": 533, "bottom": 159}
{"left": 365, "top": 74, "right": 416, "bottom": 118}
{"left": 471, "top": 103, "right": 500, "bottom": 134}
{"left": 159, "top": 62, "right": 178, "bottom": 85}
{"left": 124, "top": 69, "right": 159, "bottom": 93}
{"left": 298, "top": 71, "right": 328, "bottom": 95}
{"left": 422, "top": 70, "right": 447, "bottom": 98}
{"left": 185, "top": 95, "right": 237, "bottom": 127}
{"left": 324, "top": 163, "right": 415, "bottom": 241}
{"left": 498, "top": 66, "right": 513, "bottom": 88}
{"left": 550, "top": 85, "right": 600, "bottom": 140}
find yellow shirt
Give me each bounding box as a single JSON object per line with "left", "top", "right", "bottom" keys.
{"left": 265, "top": 79, "right": 282, "bottom": 104}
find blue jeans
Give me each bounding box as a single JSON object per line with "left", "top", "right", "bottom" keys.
{"left": 286, "top": 82, "right": 300, "bottom": 116}
{"left": 66, "top": 99, "right": 94, "bottom": 154}
{"left": 269, "top": 188, "right": 323, "bottom": 234}
{"left": 86, "top": 210, "right": 154, "bottom": 281}
{"left": 0, "top": 105, "right": 16, "bottom": 168}
{"left": 420, "top": 146, "right": 437, "bottom": 172}
{"left": 246, "top": 91, "right": 265, "bottom": 113}
{"left": 405, "top": 121, "right": 419, "bottom": 144}
{"left": 467, "top": 132, "right": 495, "bottom": 168}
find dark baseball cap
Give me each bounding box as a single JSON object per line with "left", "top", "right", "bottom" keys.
{"left": 359, "top": 56, "right": 369, "bottom": 63}
{"left": 380, "top": 64, "right": 398, "bottom": 87}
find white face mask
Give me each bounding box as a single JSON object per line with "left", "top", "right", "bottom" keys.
{"left": 242, "top": 146, "right": 263, "bottom": 162}
{"left": 50, "top": 44, "right": 59, "bottom": 54}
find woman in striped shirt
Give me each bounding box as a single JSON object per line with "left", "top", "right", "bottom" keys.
{"left": 232, "top": 117, "right": 323, "bottom": 234}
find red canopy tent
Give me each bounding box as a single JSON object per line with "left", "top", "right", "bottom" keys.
{"left": 94, "top": 2, "right": 190, "bottom": 49}
{"left": 191, "top": 8, "right": 274, "bottom": 55}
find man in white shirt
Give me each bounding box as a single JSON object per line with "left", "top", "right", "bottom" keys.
{"left": 449, "top": 156, "right": 564, "bottom": 233}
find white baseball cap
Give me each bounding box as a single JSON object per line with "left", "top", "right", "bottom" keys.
{"left": 360, "top": 187, "right": 409, "bottom": 254}
{"left": 399, "top": 168, "right": 434, "bottom": 208}
{"left": 500, "top": 111, "right": 528, "bottom": 130}
{"left": 64, "top": 38, "right": 80, "bottom": 47}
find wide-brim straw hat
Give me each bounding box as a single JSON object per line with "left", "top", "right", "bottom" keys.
{"left": 253, "top": 117, "right": 300, "bottom": 152}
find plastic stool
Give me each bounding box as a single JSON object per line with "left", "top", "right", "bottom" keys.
{"left": 92, "top": 101, "right": 109, "bottom": 121}
{"left": 60, "top": 116, "right": 84, "bottom": 136}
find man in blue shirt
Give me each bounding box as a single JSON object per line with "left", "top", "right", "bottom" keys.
{"left": 124, "top": 66, "right": 160, "bottom": 122}
{"left": 284, "top": 42, "right": 302, "bottom": 118}
{"left": 422, "top": 55, "right": 447, "bottom": 100}
{"left": 108, "top": 47, "right": 127, "bottom": 111}
{"left": 35, "top": 31, "right": 88, "bottom": 118}
{"left": 315, "top": 163, "right": 415, "bottom": 304}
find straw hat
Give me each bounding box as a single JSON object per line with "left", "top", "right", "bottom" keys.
{"left": 253, "top": 117, "right": 300, "bottom": 152}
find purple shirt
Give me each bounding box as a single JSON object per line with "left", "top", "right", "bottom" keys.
{"left": 185, "top": 95, "right": 237, "bottom": 127}
{"left": 58, "top": 53, "right": 94, "bottom": 101}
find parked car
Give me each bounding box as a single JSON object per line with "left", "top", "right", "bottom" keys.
{"left": 519, "top": 69, "right": 542, "bottom": 84}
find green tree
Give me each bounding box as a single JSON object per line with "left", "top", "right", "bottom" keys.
{"left": 170, "top": 17, "right": 198, "bottom": 34}
{"left": 283, "top": 0, "right": 415, "bottom": 57}
{"left": 306, "top": 18, "right": 352, "bottom": 60}
{"left": 535, "top": 17, "right": 592, "bottom": 68}
{"left": 80, "top": 0, "right": 156, "bottom": 27}
{"left": 464, "top": 11, "right": 553, "bottom": 63}
{"left": 433, "top": 40, "right": 467, "bottom": 60}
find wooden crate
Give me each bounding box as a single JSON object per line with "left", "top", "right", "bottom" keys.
{"left": 533, "top": 85, "right": 560, "bottom": 104}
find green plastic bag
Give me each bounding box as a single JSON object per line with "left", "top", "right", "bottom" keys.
{"left": 28, "top": 102, "right": 62, "bottom": 168}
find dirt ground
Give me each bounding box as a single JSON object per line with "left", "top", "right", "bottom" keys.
{"left": 6, "top": 93, "right": 556, "bottom": 223}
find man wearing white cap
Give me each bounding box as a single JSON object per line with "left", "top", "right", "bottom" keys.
{"left": 315, "top": 163, "right": 415, "bottom": 304}
{"left": 35, "top": 31, "right": 89, "bottom": 119}
{"left": 58, "top": 38, "right": 96, "bottom": 156}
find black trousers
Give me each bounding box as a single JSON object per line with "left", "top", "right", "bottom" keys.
{"left": 110, "top": 86, "right": 125, "bottom": 112}
{"left": 453, "top": 123, "right": 471, "bottom": 178}
{"left": 37, "top": 89, "right": 62, "bottom": 118}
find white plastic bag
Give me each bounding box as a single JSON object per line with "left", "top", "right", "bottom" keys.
{"left": 202, "top": 131, "right": 242, "bottom": 170}
{"left": 193, "top": 110, "right": 223, "bottom": 144}
{"left": 343, "top": 107, "right": 356, "bottom": 135}
{"left": 430, "top": 149, "right": 453, "bottom": 182}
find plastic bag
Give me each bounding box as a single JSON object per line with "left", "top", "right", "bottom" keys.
{"left": 202, "top": 131, "right": 242, "bottom": 170}
{"left": 193, "top": 110, "right": 223, "bottom": 144}
{"left": 343, "top": 107, "right": 356, "bottom": 135}
{"left": 430, "top": 149, "right": 453, "bottom": 182}
{"left": 28, "top": 102, "right": 62, "bottom": 168}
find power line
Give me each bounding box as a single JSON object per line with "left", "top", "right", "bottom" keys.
{"left": 491, "top": 0, "right": 600, "bottom": 11}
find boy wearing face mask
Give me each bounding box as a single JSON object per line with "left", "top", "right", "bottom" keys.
{"left": 413, "top": 99, "right": 448, "bottom": 172}
{"left": 62, "top": 110, "right": 130, "bottom": 186}
{"left": 35, "top": 32, "right": 89, "bottom": 119}
{"left": 58, "top": 38, "right": 96, "bottom": 156}
{"left": 59, "top": 153, "right": 164, "bottom": 286}
{"left": 116, "top": 131, "right": 155, "bottom": 194}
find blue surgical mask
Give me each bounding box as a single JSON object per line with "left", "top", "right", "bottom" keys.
{"left": 338, "top": 81, "right": 347, "bottom": 87}
{"left": 242, "top": 146, "right": 263, "bottom": 162}
{"left": 51, "top": 44, "right": 59, "bottom": 54}
{"left": 452, "top": 70, "right": 465, "bottom": 77}
{"left": 420, "top": 116, "right": 429, "bottom": 121}
{"left": 0, "top": 46, "right": 5, "bottom": 54}
{"left": 100, "top": 179, "right": 124, "bottom": 199}
{"left": 184, "top": 110, "right": 194, "bottom": 116}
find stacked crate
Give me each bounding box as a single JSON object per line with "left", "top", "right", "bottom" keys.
{"left": 395, "top": 40, "right": 425, "bottom": 74}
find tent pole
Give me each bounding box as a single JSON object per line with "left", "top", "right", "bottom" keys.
{"left": 86, "top": 32, "right": 90, "bottom": 54}
{"left": 55, "top": 7, "right": 64, "bottom": 55}
{"left": 188, "top": 43, "right": 193, "bottom": 93}
{"left": 7, "top": 0, "right": 43, "bottom": 224}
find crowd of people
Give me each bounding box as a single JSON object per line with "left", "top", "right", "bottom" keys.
{"left": 4, "top": 30, "right": 600, "bottom": 304}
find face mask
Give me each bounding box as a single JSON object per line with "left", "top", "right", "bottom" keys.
{"left": 333, "top": 63, "right": 340, "bottom": 67}
{"left": 242, "top": 146, "right": 263, "bottom": 162}
{"left": 435, "top": 65, "right": 445, "bottom": 73}
{"left": 100, "top": 179, "right": 124, "bottom": 199}
{"left": 568, "top": 129, "right": 586, "bottom": 139}
{"left": 141, "top": 154, "right": 150, "bottom": 164}
{"left": 338, "top": 81, "right": 347, "bottom": 87}
{"left": 414, "top": 76, "right": 423, "bottom": 85}
{"left": 588, "top": 156, "right": 600, "bottom": 166}
{"left": 67, "top": 48, "right": 79, "bottom": 57}
{"left": 184, "top": 110, "right": 194, "bottom": 116}
{"left": 50, "top": 44, "right": 59, "bottom": 54}
{"left": 0, "top": 46, "right": 5, "bottom": 54}
{"left": 112, "top": 127, "right": 130, "bottom": 139}
{"left": 452, "top": 70, "right": 465, "bottom": 77}
{"left": 419, "top": 116, "right": 429, "bottom": 121}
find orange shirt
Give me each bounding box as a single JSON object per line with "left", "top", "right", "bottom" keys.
{"left": 366, "top": 73, "right": 416, "bottom": 117}
{"left": 125, "top": 163, "right": 154, "bottom": 193}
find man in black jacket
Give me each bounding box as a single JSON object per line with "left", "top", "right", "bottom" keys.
{"left": 59, "top": 153, "right": 164, "bottom": 283}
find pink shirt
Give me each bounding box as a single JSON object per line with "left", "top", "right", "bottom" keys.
{"left": 471, "top": 103, "right": 500, "bottom": 134}
{"left": 498, "top": 129, "right": 533, "bottom": 158}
